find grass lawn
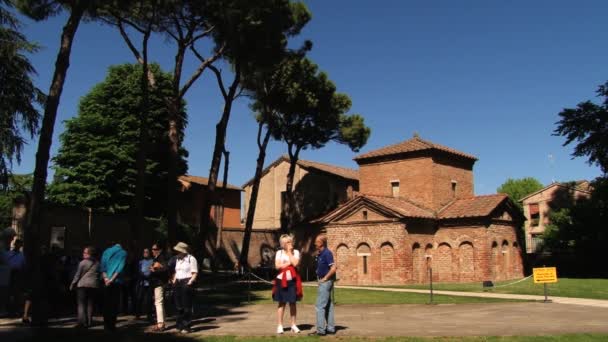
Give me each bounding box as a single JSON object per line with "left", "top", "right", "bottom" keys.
{"left": 201, "top": 282, "right": 522, "bottom": 305}
{"left": 8, "top": 329, "right": 608, "bottom": 342}
{"left": 386, "top": 277, "right": 608, "bottom": 300}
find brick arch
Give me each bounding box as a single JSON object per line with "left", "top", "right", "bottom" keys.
{"left": 336, "top": 244, "right": 350, "bottom": 282}
{"left": 490, "top": 241, "right": 499, "bottom": 280}
{"left": 458, "top": 241, "right": 475, "bottom": 282}
{"left": 377, "top": 236, "right": 401, "bottom": 248}
{"left": 453, "top": 235, "right": 474, "bottom": 247}
{"left": 356, "top": 242, "right": 372, "bottom": 285}
{"left": 380, "top": 242, "right": 398, "bottom": 284}
{"left": 435, "top": 242, "right": 453, "bottom": 282}
{"left": 412, "top": 243, "right": 424, "bottom": 283}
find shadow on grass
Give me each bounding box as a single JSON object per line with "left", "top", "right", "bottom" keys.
{"left": 0, "top": 279, "right": 270, "bottom": 337}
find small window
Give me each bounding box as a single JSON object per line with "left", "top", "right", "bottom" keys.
{"left": 363, "top": 255, "right": 368, "bottom": 274}
{"left": 391, "top": 180, "right": 400, "bottom": 197}
{"left": 529, "top": 203, "right": 540, "bottom": 226}
{"left": 362, "top": 210, "right": 368, "bottom": 220}
{"left": 451, "top": 180, "right": 458, "bottom": 196}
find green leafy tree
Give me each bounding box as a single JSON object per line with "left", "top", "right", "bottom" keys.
{"left": 192, "top": 0, "right": 312, "bottom": 248}
{"left": 496, "top": 177, "right": 544, "bottom": 210}
{"left": 554, "top": 81, "right": 608, "bottom": 175}
{"left": 97, "top": 0, "right": 163, "bottom": 239}
{"left": 546, "top": 81, "right": 608, "bottom": 276}
{"left": 0, "top": 0, "right": 43, "bottom": 188}
{"left": 543, "top": 178, "right": 608, "bottom": 276}
{"left": 257, "top": 56, "right": 370, "bottom": 231}
{"left": 48, "top": 63, "right": 188, "bottom": 215}
{"left": 238, "top": 47, "right": 312, "bottom": 267}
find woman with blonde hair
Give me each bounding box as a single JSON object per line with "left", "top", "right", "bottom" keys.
{"left": 272, "top": 234, "right": 302, "bottom": 334}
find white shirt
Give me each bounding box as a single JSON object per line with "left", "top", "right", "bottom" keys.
{"left": 275, "top": 249, "right": 300, "bottom": 280}
{"left": 175, "top": 254, "right": 198, "bottom": 280}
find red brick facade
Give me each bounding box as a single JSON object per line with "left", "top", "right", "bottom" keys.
{"left": 318, "top": 136, "right": 525, "bottom": 284}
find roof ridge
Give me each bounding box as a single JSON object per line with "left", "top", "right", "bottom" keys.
{"left": 363, "top": 194, "right": 436, "bottom": 215}
{"left": 354, "top": 135, "right": 477, "bottom": 161}
{"left": 297, "top": 158, "right": 358, "bottom": 173}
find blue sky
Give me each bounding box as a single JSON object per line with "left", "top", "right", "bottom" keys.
{"left": 11, "top": 0, "right": 606, "bottom": 195}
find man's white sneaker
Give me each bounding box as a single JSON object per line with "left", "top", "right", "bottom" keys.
{"left": 276, "top": 325, "right": 284, "bottom": 334}
{"left": 291, "top": 325, "right": 300, "bottom": 333}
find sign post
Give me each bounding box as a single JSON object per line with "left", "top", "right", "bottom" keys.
{"left": 532, "top": 267, "right": 557, "bottom": 303}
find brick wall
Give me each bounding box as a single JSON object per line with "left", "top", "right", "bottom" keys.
{"left": 243, "top": 160, "right": 357, "bottom": 230}
{"left": 358, "top": 151, "right": 474, "bottom": 211}
{"left": 324, "top": 219, "right": 524, "bottom": 285}
{"left": 177, "top": 185, "right": 242, "bottom": 229}
{"left": 359, "top": 154, "right": 435, "bottom": 209}
{"left": 431, "top": 153, "right": 474, "bottom": 209}
{"left": 326, "top": 222, "right": 408, "bottom": 285}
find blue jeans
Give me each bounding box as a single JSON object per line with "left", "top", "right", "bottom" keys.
{"left": 315, "top": 280, "right": 335, "bottom": 334}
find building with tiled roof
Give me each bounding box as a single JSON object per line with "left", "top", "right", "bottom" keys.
{"left": 520, "top": 180, "right": 591, "bottom": 253}
{"left": 315, "top": 134, "right": 525, "bottom": 285}
{"left": 177, "top": 175, "right": 242, "bottom": 229}
{"left": 242, "top": 155, "right": 358, "bottom": 231}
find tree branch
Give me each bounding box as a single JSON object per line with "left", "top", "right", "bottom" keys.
{"left": 116, "top": 19, "right": 144, "bottom": 64}
{"left": 191, "top": 25, "right": 215, "bottom": 43}
{"left": 208, "top": 64, "right": 228, "bottom": 100}
{"left": 183, "top": 44, "right": 226, "bottom": 99}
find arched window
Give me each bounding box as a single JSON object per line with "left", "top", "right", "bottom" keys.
{"left": 357, "top": 243, "right": 372, "bottom": 276}
{"left": 458, "top": 242, "right": 474, "bottom": 282}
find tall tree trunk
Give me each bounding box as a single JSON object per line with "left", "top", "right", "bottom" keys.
{"left": 25, "top": 5, "right": 85, "bottom": 325}
{"left": 215, "top": 149, "right": 230, "bottom": 250}
{"left": 200, "top": 65, "right": 241, "bottom": 239}
{"left": 167, "top": 111, "right": 180, "bottom": 245}
{"left": 281, "top": 144, "right": 301, "bottom": 232}
{"left": 167, "top": 44, "right": 187, "bottom": 245}
{"left": 240, "top": 122, "right": 271, "bottom": 269}
{"left": 132, "top": 29, "right": 152, "bottom": 243}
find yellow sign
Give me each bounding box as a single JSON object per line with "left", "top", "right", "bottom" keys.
{"left": 533, "top": 267, "right": 558, "bottom": 284}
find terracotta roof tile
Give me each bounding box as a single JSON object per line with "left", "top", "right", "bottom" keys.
{"left": 297, "top": 158, "right": 359, "bottom": 181}
{"left": 354, "top": 135, "right": 477, "bottom": 162}
{"left": 179, "top": 175, "right": 242, "bottom": 191}
{"left": 362, "top": 195, "right": 435, "bottom": 219}
{"left": 438, "top": 194, "right": 507, "bottom": 219}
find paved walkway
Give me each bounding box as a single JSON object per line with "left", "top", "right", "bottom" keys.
{"left": 2, "top": 286, "right": 608, "bottom": 337}
{"left": 2, "top": 302, "right": 608, "bottom": 337}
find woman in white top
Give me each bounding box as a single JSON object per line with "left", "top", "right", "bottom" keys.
{"left": 171, "top": 242, "right": 198, "bottom": 334}
{"left": 273, "top": 234, "right": 301, "bottom": 334}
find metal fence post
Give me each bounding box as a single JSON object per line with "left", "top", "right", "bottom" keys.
{"left": 429, "top": 267, "right": 434, "bottom": 304}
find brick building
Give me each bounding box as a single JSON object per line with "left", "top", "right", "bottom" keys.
{"left": 240, "top": 155, "right": 358, "bottom": 269}
{"left": 315, "top": 135, "right": 525, "bottom": 285}
{"left": 520, "top": 181, "right": 591, "bottom": 254}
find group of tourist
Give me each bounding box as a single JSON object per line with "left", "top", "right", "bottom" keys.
{"left": 1, "top": 230, "right": 337, "bottom": 335}
{"left": 70, "top": 240, "right": 198, "bottom": 333}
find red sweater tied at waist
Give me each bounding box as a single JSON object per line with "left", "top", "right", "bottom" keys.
{"left": 272, "top": 265, "right": 303, "bottom": 300}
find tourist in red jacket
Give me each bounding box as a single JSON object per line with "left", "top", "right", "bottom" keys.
{"left": 273, "top": 234, "right": 302, "bottom": 334}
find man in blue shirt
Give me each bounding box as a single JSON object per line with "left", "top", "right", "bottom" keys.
{"left": 310, "top": 234, "right": 337, "bottom": 336}
{"left": 100, "top": 242, "right": 126, "bottom": 331}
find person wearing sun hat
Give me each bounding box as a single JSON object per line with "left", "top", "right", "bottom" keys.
{"left": 171, "top": 242, "right": 198, "bottom": 333}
